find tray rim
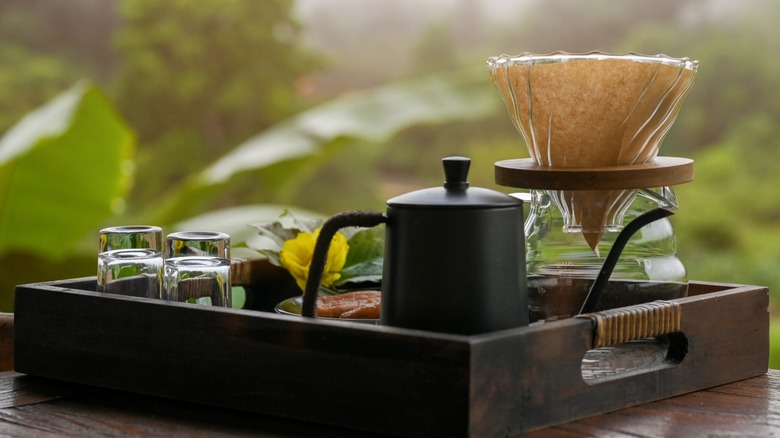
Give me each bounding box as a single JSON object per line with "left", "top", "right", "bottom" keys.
{"left": 17, "top": 276, "right": 767, "bottom": 343}
{"left": 13, "top": 277, "right": 770, "bottom": 437}
{"left": 17, "top": 276, "right": 764, "bottom": 330}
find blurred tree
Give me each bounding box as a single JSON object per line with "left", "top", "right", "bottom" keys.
{"left": 0, "top": 81, "right": 135, "bottom": 311}
{"left": 494, "top": 0, "right": 706, "bottom": 54}
{"left": 450, "top": 0, "right": 486, "bottom": 48}
{"left": 0, "top": 45, "right": 84, "bottom": 133}
{"left": 299, "top": 0, "right": 443, "bottom": 89}
{"left": 410, "top": 24, "right": 460, "bottom": 75}
{"left": 618, "top": 1, "right": 780, "bottom": 155}
{"left": 0, "top": 0, "right": 119, "bottom": 81}
{"left": 674, "top": 114, "right": 780, "bottom": 290}
{"left": 0, "top": 0, "right": 116, "bottom": 133}
{"left": 112, "top": 0, "right": 323, "bottom": 209}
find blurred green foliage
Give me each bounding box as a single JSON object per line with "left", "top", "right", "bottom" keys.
{"left": 0, "top": 81, "right": 134, "bottom": 257}
{"left": 112, "top": 0, "right": 324, "bottom": 210}
{"left": 0, "top": 81, "right": 135, "bottom": 309}
{"left": 1, "top": 0, "right": 780, "bottom": 366}
{"left": 0, "top": 31, "right": 497, "bottom": 313}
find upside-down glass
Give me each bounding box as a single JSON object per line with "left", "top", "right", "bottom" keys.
{"left": 164, "top": 231, "right": 231, "bottom": 306}
{"left": 164, "top": 257, "right": 231, "bottom": 307}
{"left": 100, "top": 225, "right": 163, "bottom": 253}
{"left": 98, "top": 249, "right": 164, "bottom": 298}
{"left": 98, "top": 225, "right": 163, "bottom": 298}
{"left": 165, "top": 231, "right": 230, "bottom": 260}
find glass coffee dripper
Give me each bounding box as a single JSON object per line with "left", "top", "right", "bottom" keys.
{"left": 487, "top": 51, "right": 699, "bottom": 322}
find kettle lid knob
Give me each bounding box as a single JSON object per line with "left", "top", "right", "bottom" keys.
{"left": 386, "top": 155, "right": 522, "bottom": 208}
{"left": 443, "top": 156, "right": 470, "bottom": 191}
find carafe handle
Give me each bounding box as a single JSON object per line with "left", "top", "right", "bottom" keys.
{"left": 578, "top": 207, "right": 675, "bottom": 314}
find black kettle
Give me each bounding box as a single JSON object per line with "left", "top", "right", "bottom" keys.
{"left": 302, "top": 156, "right": 529, "bottom": 335}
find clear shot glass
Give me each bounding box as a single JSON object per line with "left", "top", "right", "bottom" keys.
{"left": 97, "top": 249, "right": 163, "bottom": 298}
{"left": 163, "top": 257, "right": 231, "bottom": 307}
{"left": 165, "top": 231, "right": 230, "bottom": 260}
{"left": 98, "top": 225, "right": 163, "bottom": 298}
{"left": 99, "top": 225, "right": 163, "bottom": 253}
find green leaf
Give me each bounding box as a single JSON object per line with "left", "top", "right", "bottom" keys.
{"left": 198, "top": 68, "right": 496, "bottom": 186}
{"left": 337, "top": 226, "right": 384, "bottom": 286}
{"left": 247, "top": 210, "right": 325, "bottom": 266}
{"left": 0, "top": 80, "right": 135, "bottom": 260}
{"left": 343, "top": 226, "right": 384, "bottom": 266}
{"left": 145, "top": 68, "right": 499, "bottom": 225}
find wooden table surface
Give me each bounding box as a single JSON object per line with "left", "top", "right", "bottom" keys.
{"left": 0, "top": 369, "right": 777, "bottom": 437}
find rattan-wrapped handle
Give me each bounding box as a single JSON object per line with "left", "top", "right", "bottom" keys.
{"left": 577, "top": 300, "right": 682, "bottom": 348}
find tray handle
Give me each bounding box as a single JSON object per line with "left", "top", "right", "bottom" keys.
{"left": 576, "top": 300, "right": 682, "bottom": 348}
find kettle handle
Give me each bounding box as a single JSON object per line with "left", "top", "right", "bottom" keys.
{"left": 301, "top": 210, "right": 387, "bottom": 318}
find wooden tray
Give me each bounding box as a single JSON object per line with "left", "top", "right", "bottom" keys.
{"left": 13, "top": 279, "right": 768, "bottom": 437}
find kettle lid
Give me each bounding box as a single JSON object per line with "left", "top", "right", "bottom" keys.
{"left": 387, "top": 156, "right": 522, "bottom": 208}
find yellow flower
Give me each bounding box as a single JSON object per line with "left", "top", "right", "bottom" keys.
{"left": 280, "top": 228, "right": 349, "bottom": 292}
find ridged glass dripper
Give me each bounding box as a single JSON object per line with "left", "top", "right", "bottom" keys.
{"left": 487, "top": 51, "right": 698, "bottom": 252}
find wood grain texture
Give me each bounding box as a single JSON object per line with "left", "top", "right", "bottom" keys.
{"left": 15, "top": 281, "right": 471, "bottom": 437}
{"left": 519, "top": 372, "right": 780, "bottom": 437}
{"left": 0, "top": 371, "right": 778, "bottom": 437}
{"left": 0, "top": 372, "right": 371, "bottom": 437}
{"left": 495, "top": 156, "right": 694, "bottom": 190}
{"left": 13, "top": 280, "right": 769, "bottom": 437}
{"left": 0, "top": 372, "right": 92, "bottom": 409}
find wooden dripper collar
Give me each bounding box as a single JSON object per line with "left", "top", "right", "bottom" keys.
{"left": 494, "top": 156, "right": 694, "bottom": 190}
{"left": 495, "top": 156, "right": 694, "bottom": 253}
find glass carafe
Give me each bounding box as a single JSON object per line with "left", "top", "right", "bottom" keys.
{"left": 487, "top": 51, "right": 698, "bottom": 322}
{"left": 522, "top": 186, "right": 688, "bottom": 322}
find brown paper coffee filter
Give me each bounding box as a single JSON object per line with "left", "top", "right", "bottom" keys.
{"left": 556, "top": 189, "right": 637, "bottom": 256}
{"left": 488, "top": 52, "right": 697, "bottom": 251}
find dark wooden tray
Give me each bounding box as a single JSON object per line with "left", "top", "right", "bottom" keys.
{"left": 13, "top": 279, "right": 768, "bottom": 437}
